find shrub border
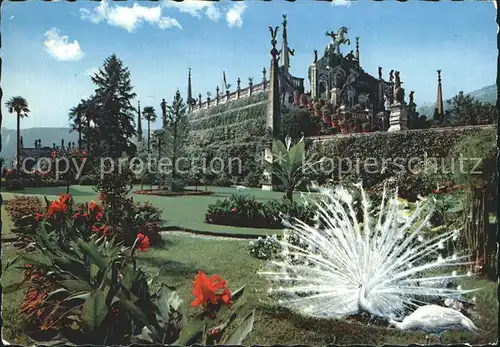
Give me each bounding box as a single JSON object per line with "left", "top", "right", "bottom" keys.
{"left": 134, "top": 189, "right": 215, "bottom": 197}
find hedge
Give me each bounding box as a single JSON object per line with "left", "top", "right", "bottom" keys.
{"left": 306, "top": 125, "right": 496, "bottom": 197}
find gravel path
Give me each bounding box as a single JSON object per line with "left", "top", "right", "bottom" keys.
{"left": 161, "top": 230, "right": 249, "bottom": 241}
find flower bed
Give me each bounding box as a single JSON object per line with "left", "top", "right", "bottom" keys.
{"left": 134, "top": 189, "right": 214, "bottom": 196}
{"left": 205, "top": 194, "right": 316, "bottom": 229}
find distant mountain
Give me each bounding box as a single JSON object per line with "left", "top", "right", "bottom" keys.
{"left": 417, "top": 84, "right": 497, "bottom": 118}
{"left": 1, "top": 127, "right": 77, "bottom": 165}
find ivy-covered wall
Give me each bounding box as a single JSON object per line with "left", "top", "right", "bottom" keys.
{"left": 187, "top": 92, "right": 269, "bottom": 187}
{"left": 306, "top": 125, "right": 496, "bottom": 197}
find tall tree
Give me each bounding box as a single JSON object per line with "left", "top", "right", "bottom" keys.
{"left": 69, "top": 102, "right": 84, "bottom": 149}
{"left": 5, "top": 96, "right": 30, "bottom": 175}
{"left": 142, "top": 106, "right": 157, "bottom": 153}
{"left": 163, "top": 90, "right": 189, "bottom": 191}
{"left": 91, "top": 54, "right": 137, "bottom": 158}
{"left": 446, "top": 91, "right": 498, "bottom": 126}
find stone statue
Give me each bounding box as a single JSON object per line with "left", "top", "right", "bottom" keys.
{"left": 329, "top": 26, "right": 350, "bottom": 54}
{"left": 314, "top": 49, "right": 318, "bottom": 63}
{"left": 378, "top": 67, "right": 382, "bottom": 80}
{"left": 34, "top": 140, "right": 38, "bottom": 148}
{"left": 53, "top": 143, "right": 56, "bottom": 150}
{"left": 393, "top": 71, "right": 405, "bottom": 104}
{"left": 269, "top": 26, "right": 279, "bottom": 49}
{"left": 346, "top": 50, "right": 355, "bottom": 62}
{"left": 61, "top": 139, "right": 65, "bottom": 150}
{"left": 20, "top": 136, "right": 23, "bottom": 148}
{"left": 389, "top": 70, "right": 394, "bottom": 83}
{"left": 394, "top": 71, "right": 401, "bottom": 89}
{"left": 325, "top": 30, "right": 337, "bottom": 52}
{"left": 409, "top": 91, "right": 415, "bottom": 104}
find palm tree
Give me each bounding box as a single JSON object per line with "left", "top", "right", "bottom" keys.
{"left": 142, "top": 106, "right": 157, "bottom": 153}
{"left": 5, "top": 96, "right": 30, "bottom": 176}
{"left": 69, "top": 102, "right": 85, "bottom": 149}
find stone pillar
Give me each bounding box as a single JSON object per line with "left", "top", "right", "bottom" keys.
{"left": 262, "top": 67, "right": 267, "bottom": 91}
{"left": 330, "top": 87, "right": 341, "bottom": 108}
{"left": 198, "top": 93, "right": 202, "bottom": 110}
{"left": 237, "top": 77, "right": 241, "bottom": 99}
{"left": 262, "top": 27, "right": 281, "bottom": 191}
{"left": 249, "top": 78, "right": 253, "bottom": 96}
{"left": 388, "top": 103, "right": 408, "bottom": 132}
{"left": 309, "top": 64, "right": 318, "bottom": 99}
{"left": 408, "top": 99, "right": 417, "bottom": 129}
{"left": 216, "top": 86, "right": 220, "bottom": 105}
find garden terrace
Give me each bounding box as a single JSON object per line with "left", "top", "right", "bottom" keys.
{"left": 187, "top": 92, "right": 269, "bottom": 187}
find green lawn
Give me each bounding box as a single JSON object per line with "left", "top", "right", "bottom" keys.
{"left": 2, "top": 185, "right": 303, "bottom": 237}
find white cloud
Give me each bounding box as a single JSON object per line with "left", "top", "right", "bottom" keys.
{"left": 331, "top": 0, "right": 352, "bottom": 7}
{"left": 226, "top": 3, "right": 247, "bottom": 28}
{"left": 164, "top": 0, "right": 221, "bottom": 21}
{"left": 80, "top": 0, "right": 182, "bottom": 32}
{"left": 43, "top": 28, "right": 85, "bottom": 61}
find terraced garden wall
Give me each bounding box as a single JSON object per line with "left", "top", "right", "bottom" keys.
{"left": 187, "top": 92, "right": 269, "bottom": 187}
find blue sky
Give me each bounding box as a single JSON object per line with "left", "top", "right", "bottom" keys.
{"left": 1, "top": 0, "right": 497, "bottom": 129}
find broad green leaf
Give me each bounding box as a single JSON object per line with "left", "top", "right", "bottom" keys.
{"left": 223, "top": 309, "right": 255, "bottom": 345}
{"left": 120, "top": 295, "right": 161, "bottom": 340}
{"left": 231, "top": 286, "right": 245, "bottom": 304}
{"left": 90, "top": 264, "right": 100, "bottom": 279}
{"left": 62, "top": 292, "right": 91, "bottom": 303}
{"left": 1, "top": 279, "right": 31, "bottom": 294}
{"left": 46, "top": 288, "right": 70, "bottom": 301}
{"left": 177, "top": 319, "right": 204, "bottom": 345}
{"left": 121, "top": 265, "right": 134, "bottom": 291}
{"left": 82, "top": 291, "right": 108, "bottom": 332}
{"left": 58, "top": 280, "right": 93, "bottom": 292}
{"left": 10, "top": 225, "right": 36, "bottom": 235}
{"left": 77, "top": 239, "right": 110, "bottom": 269}
{"left": 21, "top": 253, "right": 53, "bottom": 267}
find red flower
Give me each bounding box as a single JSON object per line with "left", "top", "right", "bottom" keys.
{"left": 47, "top": 201, "right": 68, "bottom": 217}
{"left": 35, "top": 213, "right": 45, "bottom": 221}
{"left": 98, "top": 193, "right": 106, "bottom": 201}
{"left": 82, "top": 151, "right": 88, "bottom": 156}
{"left": 92, "top": 224, "right": 104, "bottom": 233}
{"left": 231, "top": 207, "right": 238, "bottom": 213}
{"left": 208, "top": 328, "right": 220, "bottom": 336}
{"left": 51, "top": 151, "right": 57, "bottom": 158}
{"left": 136, "top": 233, "right": 150, "bottom": 252}
{"left": 103, "top": 226, "right": 112, "bottom": 237}
{"left": 89, "top": 200, "right": 97, "bottom": 211}
{"left": 191, "top": 271, "right": 232, "bottom": 309}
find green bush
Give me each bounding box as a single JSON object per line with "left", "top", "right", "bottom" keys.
{"left": 248, "top": 235, "right": 282, "bottom": 260}
{"left": 3, "top": 179, "right": 25, "bottom": 191}
{"left": 134, "top": 201, "right": 163, "bottom": 222}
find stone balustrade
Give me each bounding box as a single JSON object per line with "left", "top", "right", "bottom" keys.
{"left": 191, "top": 80, "right": 267, "bottom": 113}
